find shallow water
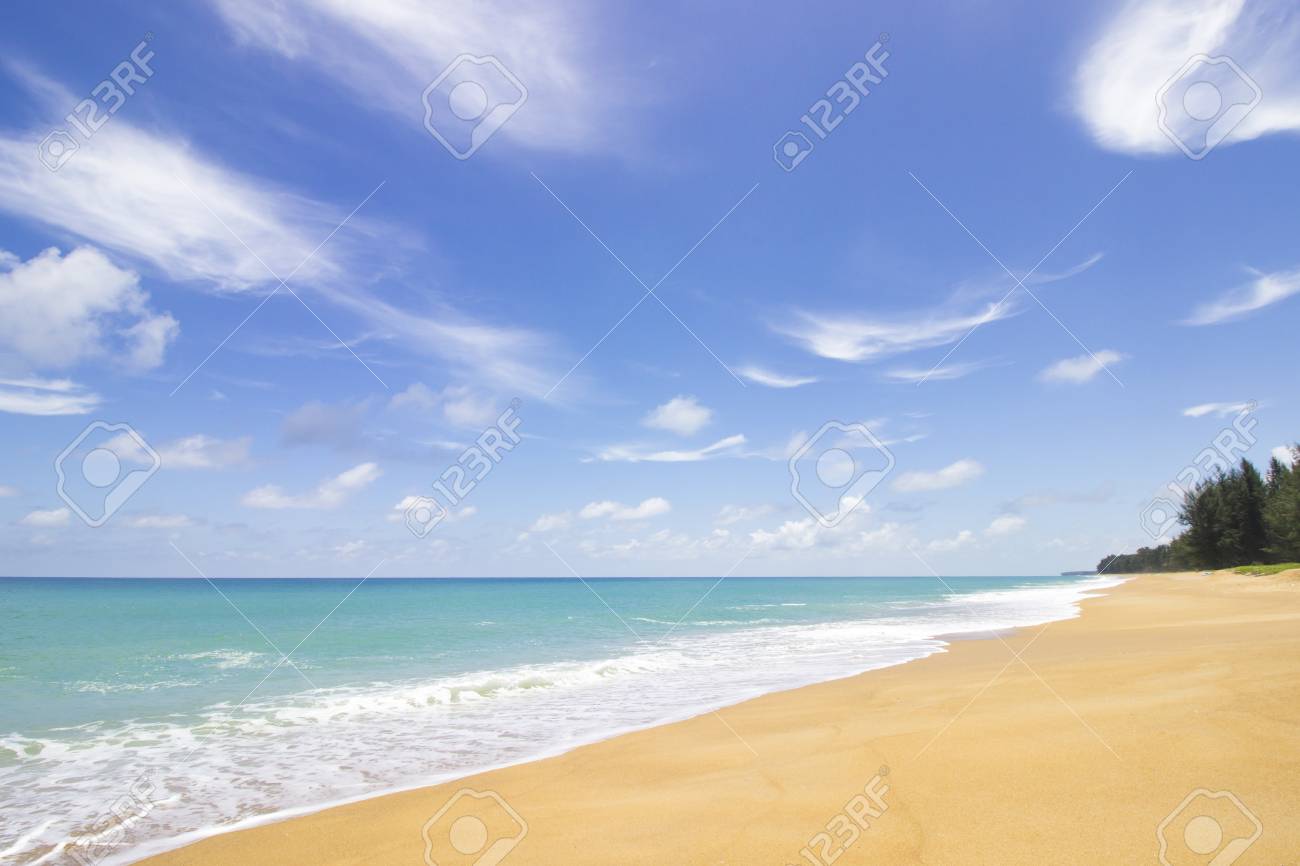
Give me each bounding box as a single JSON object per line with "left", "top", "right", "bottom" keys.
{"left": 0, "top": 574, "right": 1120, "bottom": 865}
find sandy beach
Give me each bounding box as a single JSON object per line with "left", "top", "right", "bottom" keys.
{"left": 137, "top": 570, "right": 1300, "bottom": 866}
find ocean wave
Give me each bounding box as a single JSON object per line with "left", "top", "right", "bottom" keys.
{"left": 0, "top": 576, "right": 1124, "bottom": 866}
{"left": 172, "top": 650, "right": 267, "bottom": 670}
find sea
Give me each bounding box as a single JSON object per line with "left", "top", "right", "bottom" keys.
{"left": 0, "top": 574, "right": 1121, "bottom": 865}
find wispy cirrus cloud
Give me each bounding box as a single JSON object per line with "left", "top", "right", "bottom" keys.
{"left": 0, "top": 376, "right": 100, "bottom": 416}
{"left": 776, "top": 256, "right": 1100, "bottom": 364}
{"left": 882, "top": 359, "right": 997, "bottom": 383}
{"left": 776, "top": 301, "right": 1015, "bottom": 364}
{"left": 1182, "top": 401, "right": 1253, "bottom": 418}
{"left": 736, "top": 365, "right": 817, "bottom": 388}
{"left": 592, "top": 434, "right": 747, "bottom": 463}
{"left": 0, "top": 66, "right": 561, "bottom": 397}
{"left": 0, "top": 69, "right": 345, "bottom": 290}
{"left": 1182, "top": 267, "right": 1300, "bottom": 325}
{"left": 208, "top": 0, "right": 632, "bottom": 155}
{"left": 1073, "top": 0, "right": 1300, "bottom": 156}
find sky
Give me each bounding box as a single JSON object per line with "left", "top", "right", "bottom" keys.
{"left": 0, "top": 0, "right": 1297, "bottom": 578}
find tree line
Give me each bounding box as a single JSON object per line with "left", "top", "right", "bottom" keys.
{"left": 1098, "top": 445, "right": 1300, "bottom": 573}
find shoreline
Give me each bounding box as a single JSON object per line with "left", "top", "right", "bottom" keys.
{"left": 98, "top": 575, "right": 1120, "bottom": 865}
{"left": 135, "top": 570, "right": 1300, "bottom": 865}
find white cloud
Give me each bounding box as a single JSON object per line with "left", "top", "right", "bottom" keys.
{"left": 1182, "top": 401, "right": 1252, "bottom": 418}
{"left": 643, "top": 395, "right": 712, "bottom": 436}
{"left": 121, "top": 514, "right": 195, "bottom": 529}
{"left": 19, "top": 507, "right": 70, "bottom": 527}
{"left": 0, "top": 80, "right": 341, "bottom": 289}
{"left": 883, "top": 359, "right": 994, "bottom": 383}
{"left": 243, "top": 462, "right": 381, "bottom": 509}
{"left": 390, "top": 383, "right": 514, "bottom": 430}
{"left": 0, "top": 246, "right": 177, "bottom": 371}
{"left": 1073, "top": 0, "right": 1300, "bottom": 156}
{"left": 107, "top": 433, "right": 253, "bottom": 469}
{"left": 1183, "top": 267, "right": 1300, "bottom": 325}
{"left": 777, "top": 301, "right": 1015, "bottom": 363}
{"left": 388, "top": 496, "right": 477, "bottom": 522}
{"left": 715, "top": 504, "right": 776, "bottom": 526}
{"left": 0, "top": 70, "right": 560, "bottom": 397}
{"left": 580, "top": 497, "right": 672, "bottom": 521}
{"left": 986, "top": 514, "right": 1027, "bottom": 537}
{"left": 928, "top": 529, "right": 976, "bottom": 552}
{"left": 529, "top": 511, "right": 573, "bottom": 532}
{"left": 162, "top": 435, "right": 253, "bottom": 469}
{"left": 440, "top": 386, "right": 501, "bottom": 428}
{"left": 736, "top": 366, "right": 817, "bottom": 388}
{"left": 123, "top": 314, "right": 181, "bottom": 370}
{"left": 749, "top": 517, "right": 822, "bottom": 551}
{"left": 577, "top": 526, "right": 735, "bottom": 561}
{"left": 0, "top": 376, "right": 100, "bottom": 416}
{"left": 776, "top": 257, "right": 1101, "bottom": 364}
{"left": 332, "top": 539, "right": 368, "bottom": 558}
{"left": 389, "top": 382, "right": 440, "bottom": 412}
{"left": 593, "top": 434, "right": 746, "bottom": 463}
{"left": 208, "top": 0, "right": 627, "bottom": 154}
{"left": 0, "top": 485, "right": 16, "bottom": 497}
{"left": 1037, "top": 349, "right": 1125, "bottom": 384}
{"left": 748, "top": 504, "right": 905, "bottom": 555}
{"left": 1273, "top": 445, "right": 1297, "bottom": 466}
{"left": 894, "top": 459, "right": 985, "bottom": 493}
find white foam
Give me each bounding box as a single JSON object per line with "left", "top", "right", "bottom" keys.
{"left": 0, "top": 577, "right": 1123, "bottom": 866}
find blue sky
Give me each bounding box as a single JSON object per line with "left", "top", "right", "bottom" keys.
{"left": 0, "top": 0, "right": 1296, "bottom": 577}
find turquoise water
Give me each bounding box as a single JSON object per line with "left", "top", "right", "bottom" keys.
{"left": 0, "top": 575, "right": 1120, "bottom": 864}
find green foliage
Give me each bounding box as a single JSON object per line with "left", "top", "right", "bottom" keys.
{"left": 1264, "top": 447, "right": 1300, "bottom": 561}
{"left": 1098, "top": 444, "right": 1299, "bottom": 573}
{"left": 1231, "top": 563, "right": 1300, "bottom": 576}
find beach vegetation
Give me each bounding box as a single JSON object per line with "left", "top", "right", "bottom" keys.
{"left": 1099, "top": 445, "right": 1300, "bottom": 573}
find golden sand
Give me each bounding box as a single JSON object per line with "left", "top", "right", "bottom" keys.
{"left": 138, "top": 570, "right": 1300, "bottom": 865}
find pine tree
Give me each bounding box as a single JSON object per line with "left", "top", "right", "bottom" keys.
{"left": 1100, "top": 444, "right": 1300, "bottom": 572}
{"left": 1180, "top": 477, "right": 1226, "bottom": 568}
{"left": 1236, "top": 459, "right": 1268, "bottom": 563}
{"left": 1264, "top": 448, "right": 1300, "bottom": 561}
